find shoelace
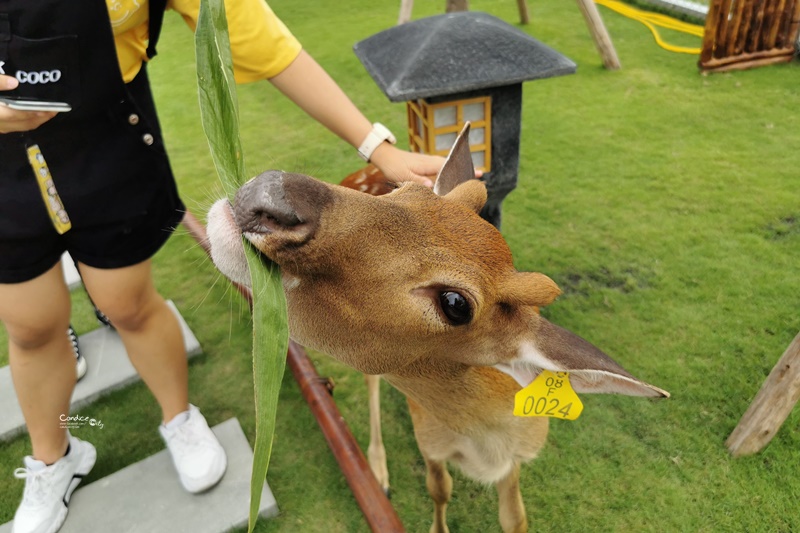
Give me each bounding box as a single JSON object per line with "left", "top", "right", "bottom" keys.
{"left": 168, "top": 419, "right": 216, "bottom": 454}
{"left": 13, "top": 466, "right": 51, "bottom": 508}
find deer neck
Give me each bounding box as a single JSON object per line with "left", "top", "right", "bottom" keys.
{"left": 383, "top": 357, "right": 520, "bottom": 434}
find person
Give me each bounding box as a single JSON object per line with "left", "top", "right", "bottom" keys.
{"left": 0, "top": 1, "right": 445, "bottom": 532}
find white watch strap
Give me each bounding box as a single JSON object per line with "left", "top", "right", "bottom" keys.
{"left": 357, "top": 123, "right": 397, "bottom": 161}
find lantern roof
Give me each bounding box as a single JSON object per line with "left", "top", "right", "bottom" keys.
{"left": 353, "top": 11, "right": 577, "bottom": 103}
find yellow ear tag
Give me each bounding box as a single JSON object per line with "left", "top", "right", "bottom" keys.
{"left": 513, "top": 370, "right": 584, "bottom": 420}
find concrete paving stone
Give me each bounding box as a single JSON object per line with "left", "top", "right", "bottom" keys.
{"left": 0, "top": 301, "right": 201, "bottom": 442}
{"left": 0, "top": 418, "right": 278, "bottom": 533}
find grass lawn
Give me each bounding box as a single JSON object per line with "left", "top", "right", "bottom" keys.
{"left": 1, "top": 0, "right": 799, "bottom": 531}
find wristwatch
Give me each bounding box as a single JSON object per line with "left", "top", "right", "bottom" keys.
{"left": 357, "top": 123, "right": 397, "bottom": 161}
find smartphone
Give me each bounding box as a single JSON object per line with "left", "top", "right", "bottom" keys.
{"left": 0, "top": 96, "right": 72, "bottom": 112}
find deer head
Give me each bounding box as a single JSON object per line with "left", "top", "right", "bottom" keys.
{"left": 207, "top": 125, "right": 667, "bottom": 398}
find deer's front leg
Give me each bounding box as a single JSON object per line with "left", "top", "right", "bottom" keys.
{"left": 425, "top": 457, "right": 453, "bottom": 533}
{"left": 496, "top": 463, "right": 527, "bottom": 533}
{"left": 365, "top": 374, "right": 390, "bottom": 494}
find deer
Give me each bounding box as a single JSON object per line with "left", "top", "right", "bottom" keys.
{"left": 205, "top": 124, "right": 669, "bottom": 533}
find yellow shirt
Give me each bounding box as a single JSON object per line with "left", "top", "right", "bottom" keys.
{"left": 106, "top": 0, "right": 302, "bottom": 83}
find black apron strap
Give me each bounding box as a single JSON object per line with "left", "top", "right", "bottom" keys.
{"left": 146, "top": 0, "right": 167, "bottom": 59}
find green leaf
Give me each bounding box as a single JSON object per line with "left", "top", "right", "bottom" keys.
{"left": 195, "top": 0, "right": 246, "bottom": 198}
{"left": 196, "top": 1, "right": 289, "bottom": 532}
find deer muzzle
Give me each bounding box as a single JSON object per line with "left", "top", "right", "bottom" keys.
{"left": 234, "top": 170, "right": 331, "bottom": 248}
{"left": 234, "top": 170, "right": 305, "bottom": 233}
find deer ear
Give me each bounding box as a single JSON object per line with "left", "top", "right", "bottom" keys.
{"left": 443, "top": 179, "right": 487, "bottom": 213}
{"left": 493, "top": 318, "right": 669, "bottom": 398}
{"left": 502, "top": 272, "right": 561, "bottom": 308}
{"left": 433, "top": 122, "right": 475, "bottom": 197}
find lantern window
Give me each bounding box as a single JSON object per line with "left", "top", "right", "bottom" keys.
{"left": 406, "top": 96, "right": 492, "bottom": 172}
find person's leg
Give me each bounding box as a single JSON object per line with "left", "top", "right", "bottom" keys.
{"left": 77, "top": 259, "right": 188, "bottom": 423}
{"left": 79, "top": 258, "right": 226, "bottom": 493}
{"left": 1, "top": 262, "right": 73, "bottom": 464}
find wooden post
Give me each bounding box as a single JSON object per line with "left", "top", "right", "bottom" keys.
{"left": 726, "top": 331, "right": 800, "bottom": 457}
{"left": 575, "top": 0, "right": 622, "bottom": 70}
{"left": 398, "top": 0, "right": 413, "bottom": 25}
{"left": 446, "top": 0, "right": 469, "bottom": 12}
{"left": 401, "top": 0, "right": 528, "bottom": 25}
{"left": 517, "top": 0, "right": 530, "bottom": 24}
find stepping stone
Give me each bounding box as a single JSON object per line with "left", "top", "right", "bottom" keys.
{"left": 0, "top": 418, "right": 279, "bottom": 533}
{"left": 61, "top": 252, "right": 82, "bottom": 290}
{"left": 0, "top": 301, "right": 201, "bottom": 442}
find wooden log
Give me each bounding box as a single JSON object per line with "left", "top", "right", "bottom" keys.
{"left": 764, "top": 0, "right": 788, "bottom": 49}
{"left": 701, "top": 0, "right": 725, "bottom": 64}
{"left": 775, "top": 0, "right": 794, "bottom": 48}
{"left": 398, "top": 0, "right": 413, "bottom": 25}
{"left": 746, "top": 0, "right": 768, "bottom": 53}
{"left": 726, "top": 331, "right": 800, "bottom": 457}
{"left": 734, "top": 0, "right": 758, "bottom": 56}
{"left": 700, "top": 45, "right": 795, "bottom": 70}
{"left": 725, "top": 0, "right": 749, "bottom": 57}
{"left": 706, "top": 54, "right": 796, "bottom": 72}
{"left": 714, "top": 0, "right": 734, "bottom": 57}
{"left": 788, "top": 0, "right": 800, "bottom": 47}
{"left": 760, "top": 0, "right": 784, "bottom": 50}
{"left": 575, "top": 0, "right": 621, "bottom": 70}
{"left": 517, "top": 0, "right": 530, "bottom": 24}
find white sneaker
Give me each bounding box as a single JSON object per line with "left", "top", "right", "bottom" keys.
{"left": 12, "top": 435, "right": 96, "bottom": 533}
{"left": 68, "top": 326, "right": 87, "bottom": 381}
{"left": 159, "top": 404, "right": 227, "bottom": 493}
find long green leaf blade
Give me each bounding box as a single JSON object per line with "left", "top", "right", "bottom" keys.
{"left": 195, "top": 2, "right": 289, "bottom": 531}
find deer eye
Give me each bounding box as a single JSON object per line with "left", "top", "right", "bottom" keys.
{"left": 439, "top": 291, "right": 472, "bottom": 325}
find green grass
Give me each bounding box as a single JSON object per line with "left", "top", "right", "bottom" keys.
{"left": 1, "top": 1, "right": 799, "bottom": 531}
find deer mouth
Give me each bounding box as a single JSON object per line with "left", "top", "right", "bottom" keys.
{"left": 207, "top": 170, "right": 333, "bottom": 285}
{"left": 206, "top": 198, "right": 252, "bottom": 287}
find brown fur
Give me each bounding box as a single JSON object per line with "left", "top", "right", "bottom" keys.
{"left": 207, "top": 127, "right": 667, "bottom": 532}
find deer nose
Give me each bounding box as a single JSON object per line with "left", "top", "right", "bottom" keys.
{"left": 233, "top": 170, "right": 302, "bottom": 233}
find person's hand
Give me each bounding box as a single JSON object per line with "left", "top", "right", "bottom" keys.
{"left": 0, "top": 75, "right": 58, "bottom": 134}
{"left": 369, "top": 142, "right": 483, "bottom": 188}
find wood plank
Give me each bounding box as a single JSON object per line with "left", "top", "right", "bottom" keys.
{"left": 726, "top": 331, "right": 800, "bottom": 457}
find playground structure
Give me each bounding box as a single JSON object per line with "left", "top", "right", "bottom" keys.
{"left": 398, "top": 0, "right": 623, "bottom": 69}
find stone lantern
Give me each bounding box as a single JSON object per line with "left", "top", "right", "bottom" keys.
{"left": 354, "top": 11, "right": 576, "bottom": 228}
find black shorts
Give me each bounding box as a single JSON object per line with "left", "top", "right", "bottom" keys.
{"left": 0, "top": 67, "right": 185, "bottom": 283}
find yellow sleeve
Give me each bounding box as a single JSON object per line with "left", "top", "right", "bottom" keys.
{"left": 169, "top": 0, "right": 303, "bottom": 83}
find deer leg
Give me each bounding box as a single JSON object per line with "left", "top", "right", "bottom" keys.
{"left": 365, "top": 374, "right": 390, "bottom": 495}
{"left": 496, "top": 463, "right": 527, "bottom": 533}
{"left": 424, "top": 457, "right": 453, "bottom": 533}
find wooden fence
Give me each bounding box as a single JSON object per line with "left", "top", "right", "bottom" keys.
{"left": 700, "top": 0, "right": 800, "bottom": 72}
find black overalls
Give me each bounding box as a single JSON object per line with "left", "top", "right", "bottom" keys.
{"left": 0, "top": 0, "right": 184, "bottom": 283}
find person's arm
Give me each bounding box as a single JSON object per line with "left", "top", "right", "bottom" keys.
{"left": 0, "top": 75, "right": 58, "bottom": 134}
{"left": 268, "top": 50, "right": 444, "bottom": 187}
